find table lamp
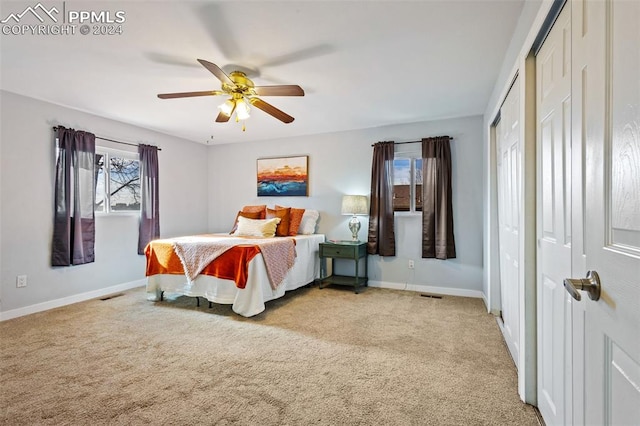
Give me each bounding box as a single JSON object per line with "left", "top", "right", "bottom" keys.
{"left": 341, "top": 195, "right": 369, "bottom": 241}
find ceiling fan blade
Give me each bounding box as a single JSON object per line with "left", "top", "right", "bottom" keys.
{"left": 253, "top": 85, "right": 305, "bottom": 97}
{"left": 197, "top": 4, "right": 242, "bottom": 62}
{"left": 158, "top": 90, "right": 223, "bottom": 99}
{"left": 215, "top": 111, "right": 232, "bottom": 123}
{"left": 260, "top": 44, "right": 335, "bottom": 68}
{"left": 249, "top": 98, "right": 294, "bottom": 124}
{"left": 145, "top": 52, "right": 200, "bottom": 68}
{"left": 197, "top": 59, "right": 234, "bottom": 86}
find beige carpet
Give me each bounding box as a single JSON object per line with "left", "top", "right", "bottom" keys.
{"left": 0, "top": 285, "right": 538, "bottom": 425}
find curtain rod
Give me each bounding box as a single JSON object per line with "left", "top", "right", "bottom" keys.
{"left": 372, "top": 137, "right": 453, "bottom": 147}
{"left": 52, "top": 126, "right": 161, "bottom": 151}
{"left": 396, "top": 137, "right": 453, "bottom": 145}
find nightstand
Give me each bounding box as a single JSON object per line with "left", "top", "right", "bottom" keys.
{"left": 318, "top": 241, "right": 368, "bottom": 293}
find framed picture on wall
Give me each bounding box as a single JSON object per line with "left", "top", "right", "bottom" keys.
{"left": 257, "top": 155, "right": 309, "bottom": 196}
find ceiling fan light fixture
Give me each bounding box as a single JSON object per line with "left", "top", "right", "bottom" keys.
{"left": 235, "top": 98, "right": 250, "bottom": 120}
{"left": 218, "top": 99, "right": 235, "bottom": 117}
{"left": 158, "top": 60, "right": 303, "bottom": 127}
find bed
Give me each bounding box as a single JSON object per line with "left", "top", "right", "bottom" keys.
{"left": 144, "top": 233, "right": 324, "bottom": 317}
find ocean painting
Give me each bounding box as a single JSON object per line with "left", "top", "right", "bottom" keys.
{"left": 257, "top": 156, "right": 308, "bottom": 196}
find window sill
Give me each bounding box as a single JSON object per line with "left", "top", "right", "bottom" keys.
{"left": 95, "top": 211, "right": 140, "bottom": 217}
{"left": 394, "top": 211, "right": 422, "bottom": 218}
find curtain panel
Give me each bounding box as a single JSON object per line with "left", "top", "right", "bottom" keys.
{"left": 51, "top": 126, "right": 96, "bottom": 266}
{"left": 421, "top": 136, "right": 456, "bottom": 259}
{"left": 138, "top": 144, "right": 160, "bottom": 255}
{"left": 367, "top": 141, "right": 395, "bottom": 256}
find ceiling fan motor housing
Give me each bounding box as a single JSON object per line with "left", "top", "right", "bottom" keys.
{"left": 223, "top": 71, "right": 255, "bottom": 96}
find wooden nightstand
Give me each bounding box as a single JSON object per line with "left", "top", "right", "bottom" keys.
{"left": 318, "top": 241, "right": 368, "bottom": 293}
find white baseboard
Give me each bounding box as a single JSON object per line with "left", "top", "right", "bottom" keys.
{"left": 0, "top": 279, "right": 146, "bottom": 322}
{"left": 1, "top": 279, "right": 483, "bottom": 321}
{"left": 481, "top": 292, "right": 490, "bottom": 311}
{"left": 367, "top": 280, "right": 483, "bottom": 299}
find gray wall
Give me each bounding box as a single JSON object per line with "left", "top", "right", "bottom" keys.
{"left": 0, "top": 91, "right": 485, "bottom": 317}
{"left": 208, "top": 115, "right": 484, "bottom": 295}
{"left": 0, "top": 91, "right": 209, "bottom": 314}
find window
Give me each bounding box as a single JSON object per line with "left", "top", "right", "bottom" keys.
{"left": 95, "top": 148, "right": 140, "bottom": 213}
{"left": 393, "top": 148, "right": 422, "bottom": 212}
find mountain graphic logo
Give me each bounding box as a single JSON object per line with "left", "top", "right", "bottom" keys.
{"left": 1, "top": 2, "right": 60, "bottom": 24}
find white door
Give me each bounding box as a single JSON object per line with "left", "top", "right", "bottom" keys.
{"left": 572, "top": 0, "right": 640, "bottom": 424}
{"left": 496, "top": 78, "right": 521, "bottom": 367}
{"left": 536, "top": 4, "right": 572, "bottom": 425}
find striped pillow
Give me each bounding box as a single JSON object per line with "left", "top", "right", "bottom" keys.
{"left": 233, "top": 217, "right": 281, "bottom": 238}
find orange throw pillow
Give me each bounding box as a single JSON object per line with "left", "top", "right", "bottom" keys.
{"left": 266, "top": 207, "right": 291, "bottom": 237}
{"left": 230, "top": 210, "right": 263, "bottom": 234}
{"left": 241, "top": 205, "right": 267, "bottom": 219}
{"left": 277, "top": 205, "right": 305, "bottom": 236}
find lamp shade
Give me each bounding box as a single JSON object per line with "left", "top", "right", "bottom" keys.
{"left": 235, "top": 98, "right": 250, "bottom": 120}
{"left": 341, "top": 195, "right": 368, "bottom": 216}
{"left": 218, "top": 99, "right": 235, "bottom": 116}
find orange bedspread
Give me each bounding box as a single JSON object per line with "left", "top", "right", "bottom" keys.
{"left": 145, "top": 240, "right": 261, "bottom": 289}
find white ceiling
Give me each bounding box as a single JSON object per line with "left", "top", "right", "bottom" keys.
{"left": 0, "top": 1, "right": 525, "bottom": 145}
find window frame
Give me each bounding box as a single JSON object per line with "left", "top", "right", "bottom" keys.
{"left": 95, "top": 146, "right": 141, "bottom": 216}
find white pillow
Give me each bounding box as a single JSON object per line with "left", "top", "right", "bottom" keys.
{"left": 234, "top": 217, "right": 281, "bottom": 238}
{"left": 298, "top": 210, "right": 320, "bottom": 234}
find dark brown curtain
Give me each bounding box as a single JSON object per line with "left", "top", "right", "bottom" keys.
{"left": 367, "top": 141, "right": 395, "bottom": 256}
{"left": 138, "top": 144, "right": 160, "bottom": 254}
{"left": 422, "top": 136, "right": 456, "bottom": 259}
{"left": 51, "top": 126, "right": 96, "bottom": 266}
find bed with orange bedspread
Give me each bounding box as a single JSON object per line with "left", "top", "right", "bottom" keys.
{"left": 145, "top": 234, "right": 324, "bottom": 317}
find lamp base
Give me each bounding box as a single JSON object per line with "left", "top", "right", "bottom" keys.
{"left": 348, "top": 216, "right": 361, "bottom": 241}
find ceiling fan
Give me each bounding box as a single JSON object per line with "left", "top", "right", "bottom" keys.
{"left": 157, "top": 59, "right": 304, "bottom": 129}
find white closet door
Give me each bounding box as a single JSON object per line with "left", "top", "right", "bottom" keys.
{"left": 572, "top": 0, "right": 640, "bottom": 424}
{"left": 536, "top": 4, "right": 572, "bottom": 425}
{"left": 496, "top": 77, "right": 521, "bottom": 368}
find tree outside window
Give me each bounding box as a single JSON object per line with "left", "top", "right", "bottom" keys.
{"left": 95, "top": 149, "right": 140, "bottom": 213}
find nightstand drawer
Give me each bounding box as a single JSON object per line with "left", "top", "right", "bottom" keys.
{"left": 320, "top": 244, "right": 356, "bottom": 258}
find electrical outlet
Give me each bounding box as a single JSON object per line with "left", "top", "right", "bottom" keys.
{"left": 408, "top": 260, "right": 414, "bottom": 269}
{"left": 16, "top": 275, "right": 27, "bottom": 288}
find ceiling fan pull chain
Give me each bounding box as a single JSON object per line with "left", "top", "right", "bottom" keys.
{"left": 233, "top": 114, "right": 246, "bottom": 131}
